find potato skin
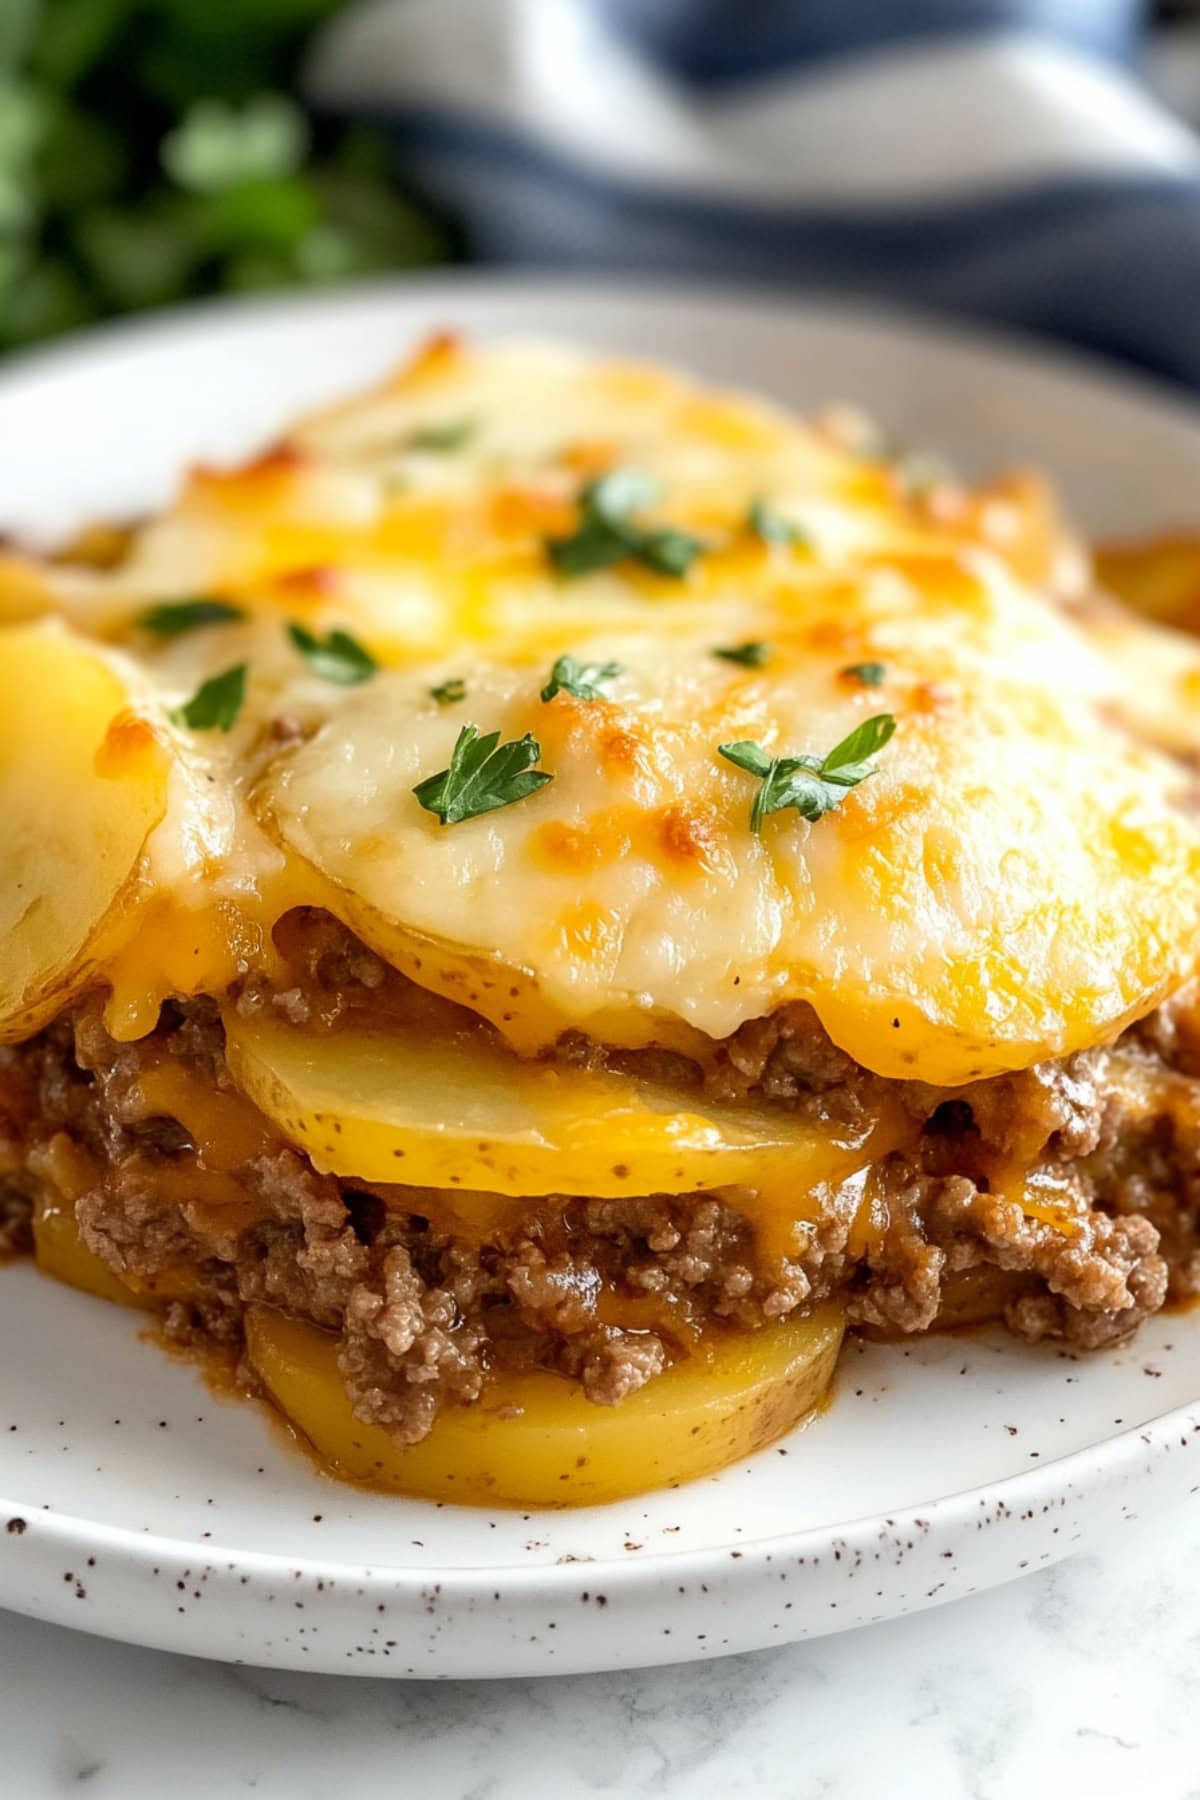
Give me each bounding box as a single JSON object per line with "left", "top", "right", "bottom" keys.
{"left": 0, "top": 624, "right": 168, "bottom": 1042}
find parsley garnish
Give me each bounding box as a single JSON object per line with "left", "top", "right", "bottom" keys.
{"left": 718, "top": 713, "right": 896, "bottom": 833}
{"left": 540, "top": 654, "right": 621, "bottom": 702}
{"left": 430, "top": 677, "right": 467, "bottom": 705}
{"left": 140, "top": 597, "right": 245, "bottom": 637}
{"left": 287, "top": 622, "right": 376, "bottom": 686}
{"left": 748, "top": 497, "right": 806, "bottom": 546}
{"left": 170, "top": 662, "right": 248, "bottom": 734}
{"left": 405, "top": 417, "right": 478, "bottom": 453}
{"left": 714, "top": 641, "right": 771, "bottom": 669}
{"left": 842, "top": 661, "right": 886, "bottom": 688}
{"left": 547, "top": 467, "right": 706, "bottom": 580}
{"left": 413, "top": 724, "right": 553, "bottom": 826}
{"left": 635, "top": 526, "right": 709, "bottom": 577}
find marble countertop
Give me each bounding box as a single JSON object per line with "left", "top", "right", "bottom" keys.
{"left": 3, "top": 1497, "right": 1197, "bottom": 1800}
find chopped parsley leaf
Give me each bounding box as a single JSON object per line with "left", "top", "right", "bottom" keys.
{"left": 287, "top": 622, "right": 376, "bottom": 686}
{"left": 547, "top": 512, "right": 628, "bottom": 579}
{"left": 842, "top": 661, "right": 886, "bottom": 688}
{"left": 714, "top": 641, "right": 771, "bottom": 669}
{"left": 170, "top": 662, "right": 248, "bottom": 734}
{"left": 540, "top": 654, "right": 621, "bottom": 702}
{"left": 413, "top": 723, "right": 553, "bottom": 826}
{"left": 748, "top": 497, "right": 806, "bottom": 546}
{"left": 139, "top": 597, "right": 245, "bottom": 637}
{"left": 405, "top": 417, "right": 478, "bottom": 453}
{"left": 588, "top": 467, "right": 658, "bottom": 517}
{"left": 547, "top": 467, "right": 706, "bottom": 580}
{"left": 430, "top": 677, "right": 467, "bottom": 705}
{"left": 634, "top": 526, "right": 706, "bottom": 577}
{"left": 718, "top": 713, "right": 896, "bottom": 833}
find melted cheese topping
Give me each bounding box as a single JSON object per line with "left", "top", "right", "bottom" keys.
{"left": 4, "top": 336, "right": 1200, "bottom": 1086}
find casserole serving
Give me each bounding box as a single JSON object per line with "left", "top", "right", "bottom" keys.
{"left": 4, "top": 333, "right": 1200, "bottom": 1506}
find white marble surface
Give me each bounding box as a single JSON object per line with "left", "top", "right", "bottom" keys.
{"left": 2, "top": 1499, "right": 1198, "bottom": 1800}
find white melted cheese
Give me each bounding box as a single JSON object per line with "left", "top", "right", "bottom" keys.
{"left": 262, "top": 565, "right": 1200, "bottom": 1081}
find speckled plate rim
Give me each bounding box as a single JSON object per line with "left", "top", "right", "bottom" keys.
{"left": 3, "top": 274, "right": 1200, "bottom": 1678}
{"left": 3, "top": 1392, "right": 1199, "bottom": 1677}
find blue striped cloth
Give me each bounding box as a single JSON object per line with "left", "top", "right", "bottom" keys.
{"left": 309, "top": 0, "right": 1200, "bottom": 386}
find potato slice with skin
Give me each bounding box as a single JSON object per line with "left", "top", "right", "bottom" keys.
{"left": 223, "top": 1009, "right": 897, "bottom": 1198}
{"left": 0, "top": 624, "right": 168, "bottom": 1041}
{"left": 245, "top": 1303, "right": 844, "bottom": 1507}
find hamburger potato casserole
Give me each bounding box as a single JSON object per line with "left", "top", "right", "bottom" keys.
{"left": 4, "top": 335, "right": 1200, "bottom": 1505}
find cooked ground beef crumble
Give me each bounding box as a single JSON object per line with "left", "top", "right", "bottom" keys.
{"left": 3, "top": 911, "right": 1200, "bottom": 1446}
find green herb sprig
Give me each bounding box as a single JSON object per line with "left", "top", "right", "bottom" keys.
{"left": 747, "top": 497, "right": 806, "bottom": 547}
{"left": 842, "top": 661, "right": 886, "bottom": 688}
{"left": 170, "top": 662, "right": 248, "bottom": 734}
{"left": 547, "top": 468, "right": 706, "bottom": 580}
{"left": 287, "top": 622, "right": 376, "bottom": 686}
{"left": 405, "top": 417, "right": 477, "bottom": 454}
{"left": 140, "top": 598, "right": 245, "bottom": 637}
{"left": 413, "top": 724, "right": 552, "bottom": 826}
{"left": 714, "top": 641, "right": 771, "bottom": 669}
{"left": 540, "top": 654, "right": 621, "bottom": 702}
{"left": 718, "top": 714, "right": 896, "bottom": 833}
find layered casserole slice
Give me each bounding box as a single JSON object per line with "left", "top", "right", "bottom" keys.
{"left": 4, "top": 336, "right": 1200, "bottom": 1505}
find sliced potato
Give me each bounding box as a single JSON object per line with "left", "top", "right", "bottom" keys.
{"left": 0, "top": 624, "right": 169, "bottom": 1041}
{"left": 223, "top": 1008, "right": 893, "bottom": 1198}
{"left": 245, "top": 1302, "right": 844, "bottom": 1506}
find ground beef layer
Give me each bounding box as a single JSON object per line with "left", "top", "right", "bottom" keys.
{"left": 3, "top": 924, "right": 1200, "bottom": 1446}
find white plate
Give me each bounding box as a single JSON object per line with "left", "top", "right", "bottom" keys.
{"left": 3, "top": 277, "right": 1200, "bottom": 1680}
